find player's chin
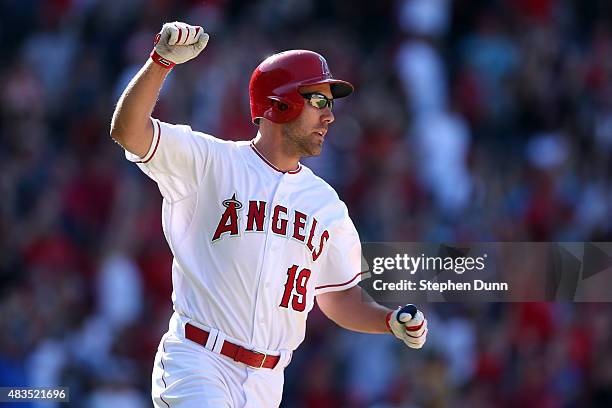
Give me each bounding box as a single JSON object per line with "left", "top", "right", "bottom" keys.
{"left": 301, "top": 144, "right": 322, "bottom": 158}
{"left": 309, "top": 142, "right": 323, "bottom": 156}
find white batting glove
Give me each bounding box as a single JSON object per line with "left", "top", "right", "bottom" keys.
{"left": 150, "top": 22, "right": 209, "bottom": 69}
{"left": 386, "top": 305, "right": 428, "bottom": 349}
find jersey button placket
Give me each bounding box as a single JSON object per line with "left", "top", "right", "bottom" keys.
{"left": 250, "top": 175, "right": 283, "bottom": 344}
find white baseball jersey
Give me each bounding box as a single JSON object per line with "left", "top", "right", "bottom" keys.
{"left": 125, "top": 118, "right": 365, "bottom": 353}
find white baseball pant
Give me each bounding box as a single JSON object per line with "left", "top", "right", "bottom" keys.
{"left": 151, "top": 313, "right": 292, "bottom": 407}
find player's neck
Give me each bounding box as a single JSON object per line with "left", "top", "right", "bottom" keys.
{"left": 252, "top": 131, "right": 300, "bottom": 173}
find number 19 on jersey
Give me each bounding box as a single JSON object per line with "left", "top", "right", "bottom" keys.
{"left": 279, "top": 265, "right": 311, "bottom": 312}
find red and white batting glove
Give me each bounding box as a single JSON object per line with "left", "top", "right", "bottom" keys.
{"left": 150, "top": 22, "right": 209, "bottom": 69}
{"left": 386, "top": 305, "right": 428, "bottom": 349}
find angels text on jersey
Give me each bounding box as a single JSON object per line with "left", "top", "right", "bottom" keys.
{"left": 212, "top": 193, "right": 329, "bottom": 262}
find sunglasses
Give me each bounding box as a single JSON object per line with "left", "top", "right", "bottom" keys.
{"left": 301, "top": 92, "right": 334, "bottom": 110}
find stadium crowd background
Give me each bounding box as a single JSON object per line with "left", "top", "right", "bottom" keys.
{"left": 1, "top": 0, "right": 612, "bottom": 406}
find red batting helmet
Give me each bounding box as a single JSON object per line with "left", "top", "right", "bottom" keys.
{"left": 249, "top": 50, "right": 354, "bottom": 125}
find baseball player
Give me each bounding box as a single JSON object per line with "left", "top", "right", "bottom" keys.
{"left": 110, "top": 22, "right": 428, "bottom": 407}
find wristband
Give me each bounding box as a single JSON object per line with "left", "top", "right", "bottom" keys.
{"left": 385, "top": 311, "right": 393, "bottom": 334}
{"left": 150, "top": 50, "right": 175, "bottom": 69}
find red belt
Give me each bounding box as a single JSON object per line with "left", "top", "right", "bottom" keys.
{"left": 185, "top": 323, "right": 280, "bottom": 369}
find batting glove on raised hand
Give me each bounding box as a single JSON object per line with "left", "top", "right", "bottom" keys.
{"left": 150, "top": 22, "right": 209, "bottom": 69}
{"left": 386, "top": 304, "right": 428, "bottom": 349}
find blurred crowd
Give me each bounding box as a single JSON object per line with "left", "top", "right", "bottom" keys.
{"left": 1, "top": 0, "right": 612, "bottom": 406}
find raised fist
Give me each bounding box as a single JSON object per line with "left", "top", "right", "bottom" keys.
{"left": 150, "top": 22, "right": 209, "bottom": 68}
{"left": 386, "top": 304, "right": 428, "bottom": 349}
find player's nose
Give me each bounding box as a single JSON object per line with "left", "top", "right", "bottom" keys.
{"left": 321, "top": 108, "right": 334, "bottom": 124}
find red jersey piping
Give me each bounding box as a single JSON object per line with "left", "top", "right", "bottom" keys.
{"left": 315, "top": 271, "right": 367, "bottom": 291}
{"left": 138, "top": 120, "right": 161, "bottom": 164}
{"left": 250, "top": 142, "right": 302, "bottom": 174}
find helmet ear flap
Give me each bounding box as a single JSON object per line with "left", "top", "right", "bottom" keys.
{"left": 265, "top": 96, "right": 302, "bottom": 123}
{"left": 268, "top": 96, "right": 290, "bottom": 110}
{"left": 269, "top": 98, "right": 288, "bottom": 112}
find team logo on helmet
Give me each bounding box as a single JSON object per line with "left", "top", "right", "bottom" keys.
{"left": 319, "top": 55, "right": 331, "bottom": 77}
